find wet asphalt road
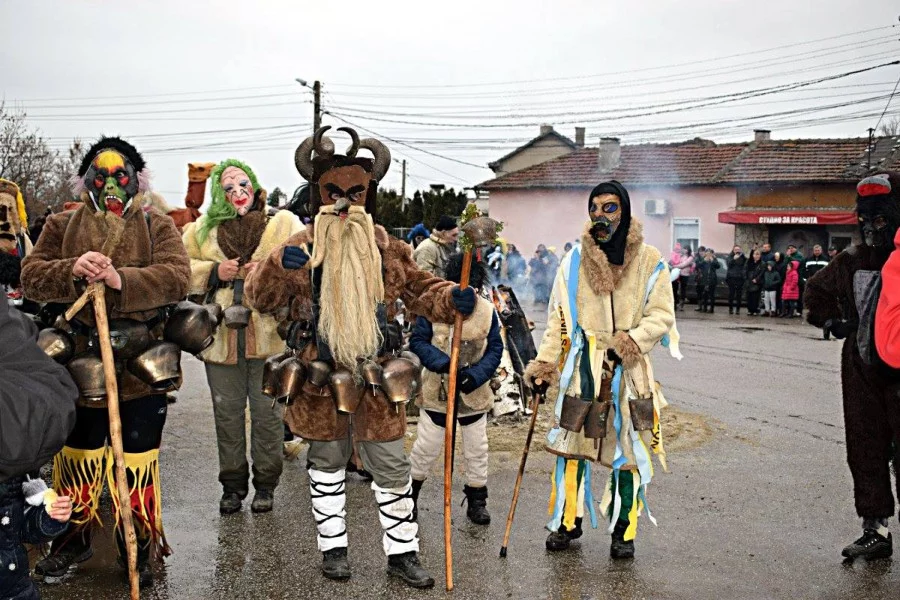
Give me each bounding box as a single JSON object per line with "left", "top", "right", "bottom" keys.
{"left": 38, "top": 307, "right": 900, "bottom": 599}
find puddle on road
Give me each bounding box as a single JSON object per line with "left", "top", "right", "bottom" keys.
{"left": 722, "top": 326, "right": 767, "bottom": 333}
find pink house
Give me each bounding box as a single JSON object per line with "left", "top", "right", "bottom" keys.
{"left": 477, "top": 137, "right": 744, "bottom": 257}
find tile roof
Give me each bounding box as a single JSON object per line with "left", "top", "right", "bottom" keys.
{"left": 477, "top": 136, "right": 900, "bottom": 190}
{"left": 487, "top": 129, "right": 576, "bottom": 169}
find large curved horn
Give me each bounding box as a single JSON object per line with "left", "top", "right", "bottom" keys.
{"left": 294, "top": 136, "right": 316, "bottom": 180}
{"left": 358, "top": 138, "right": 392, "bottom": 181}
{"left": 337, "top": 127, "right": 360, "bottom": 158}
{"left": 314, "top": 126, "right": 335, "bottom": 158}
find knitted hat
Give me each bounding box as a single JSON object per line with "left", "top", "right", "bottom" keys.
{"left": 434, "top": 215, "right": 458, "bottom": 231}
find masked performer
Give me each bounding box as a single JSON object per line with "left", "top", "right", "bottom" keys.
{"left": 183, "top": 159, "right": 302, "bottom": 514}
{"left": 245, "top": 127, "right": 475, "bottom": 589}
{"left": 806, "top": 171, "right": 900, "bottom": 561}
{"left": 524, "top": 181, "right": 680, "bottom": 559}
{"left": 407, "top": 252, "right": 504, "bottom": 525}
{"left": 0, "top": 179, "right": 33, "bottom": 306}
{"left": 20, "top": 137, "right": 191, "bottom": 588}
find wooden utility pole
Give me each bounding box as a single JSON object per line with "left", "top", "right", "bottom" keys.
{"left": 401, "top": 159, "right": 407, "bottom": 210}
{"left": 313, "top": 81, "right": 322, "bottom": 133}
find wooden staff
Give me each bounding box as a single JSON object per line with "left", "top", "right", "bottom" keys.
{"left": 499, "top": 381, "right": 544, "bottom": 558}
{"left": 443, "top": 248, "right": 471, "bottom": 592}
{"left": 66, "top": 282, "right": 140, "bottom": 600}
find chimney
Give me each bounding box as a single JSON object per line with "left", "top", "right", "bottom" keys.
{"left": 540, "top": 124, "right": 553, "bottom": 136}
{"left": 598, "top": 137, "right": 621, "bottom": 173}
{"left": 575, "top": 127, "right": 585, "bottom": 148}
{"left": 754, "top": 129, "right": 771, "bottom": 143}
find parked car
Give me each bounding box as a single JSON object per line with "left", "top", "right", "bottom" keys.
{"left": 684, "top": 254, "right": 730, "bottom": 306}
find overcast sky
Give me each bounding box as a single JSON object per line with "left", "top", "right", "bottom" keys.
{"left": 2, "top": 0, "right": 899, "bottom": 208}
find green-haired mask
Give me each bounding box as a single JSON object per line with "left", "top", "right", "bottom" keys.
{"left": 197, "top": 159, "right": 262, "bottom": 244}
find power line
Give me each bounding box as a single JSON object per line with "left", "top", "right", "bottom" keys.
{"left": 873, "top": 72, "right": 900, "bottom": 133}
{"left": 326, "top": 24, "right": 897, "bottom": 89}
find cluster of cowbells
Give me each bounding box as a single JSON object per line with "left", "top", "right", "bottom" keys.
{"left": 36, "top": 301, "right": 218, "bottom": 400}
{"left": 262, "top": 350, "right": 423, "bottom": 414}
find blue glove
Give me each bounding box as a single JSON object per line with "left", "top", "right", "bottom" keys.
{"left": 282, "top": 246, "right": 309, "bottom": 270}
{"left": 451, "top": 286, "right": 476, "bottom": 316}
{"left": 458, "top": 369, "right": 479, "bottom": 394}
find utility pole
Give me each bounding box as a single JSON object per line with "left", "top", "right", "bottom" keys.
{"left": 867, "top": 127, "right": 875, "bottom": 169}
{"left": 401, "top": 159, "right": 407, "bottom": 210}
{"left": 313, "top": 81, "right": 322, "bottom": 133}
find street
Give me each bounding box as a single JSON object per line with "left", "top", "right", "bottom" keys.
{"left": 39, "top": 309, "right": 900, "bottom": 600}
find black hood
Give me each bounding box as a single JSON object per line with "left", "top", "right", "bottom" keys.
{"left": 588, "top": 180, "right": 631, "bottom": 266}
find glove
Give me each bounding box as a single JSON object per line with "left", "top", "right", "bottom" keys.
{"left": 436, "top": 358, "right": 451, "bottom": 374}
{"left": 451, "top": 286, "right": 476, "bottom": 316}
{"left": 529, "top": 376, "right": 550, "bottom": 395}
{"left": 282, "top": 246, "right": 309, "bottom": 270}
{"left": 824, "top": 318, "right": 858, "bottom": 340}
{"left": 458, "top": 369, "right": 479, "bottom": 395}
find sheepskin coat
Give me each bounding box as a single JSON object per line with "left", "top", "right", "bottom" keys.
{"left": 245, "top": 223, "right": 459, "bottom": 442}
{"left": 182, "top": 209, "right": 303, "bottom": 365}
{"left": 21, "top": 192, "right": 190, "bottom": 403}
{"left": 525, "top": 219, "right": 676, "bottom": 468}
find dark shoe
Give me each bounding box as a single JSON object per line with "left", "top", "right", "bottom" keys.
{"left": 121, "top": 560, "right": 154, "bottom": 589}
{"left": 387, "top": 552, "right": 435, "bottom": 589}
{"left": 462, "top": 485, "right": 490, "bottom": 525}
{"left": 729, "top": 308, "right": 733, "bottom": 315}
{"left": 610, "top": 521, "right": 635, "bottom": 559}
{"left": 545, "top": 517, "right": 583, "bottom": 551}
{"left": 346, "top": 459, "right": 373, "bottom": 481}
{"left": 842, "top": 529, "right": 892, "bottom": 560}
{"left": 35, "top": 538, "right": 94, "bottom": 582}
{"left": 322, "top": 547, "right": 351, "bottom": 580}
{"left": 219, "top": 491, "right": 243, "bottom": 514}
{"left": 251, "top": 489, "right": 274, "bottom": 513}
{"left": 411, "top": 479, "right": 424, "bottom": 521}
{"left": 694, "top": 306, "right": 703, "bottom": 312}
{"left": 115, "top": 533, "right": 154, "bottom": 589}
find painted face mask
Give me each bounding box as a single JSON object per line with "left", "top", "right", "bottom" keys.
{"left": 588, "top": 193, "right": 622, "bottom": 243}
{"left": 317, "top": 164, "right": 371, "bottom": 220}
{"left": 83, "top": 150, "right": 138, "bottom": 217}
{"left": 220, "top": 166, "right": 255, "bottom": 216}
{"left": 856, "top": 174, "right": 900, "bottom": 249}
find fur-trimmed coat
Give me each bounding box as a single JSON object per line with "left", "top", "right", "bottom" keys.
{"left": 20, "top": 193, "right": 190, "bottom": 403}
{"left": 245, "top": 223, "right": 459, "bottom": 442}
{"left": 524, "top": 219, "right": 677, "bottom": 468}
{"left": 182, "top": 210, "right": 303, "bottom": 365}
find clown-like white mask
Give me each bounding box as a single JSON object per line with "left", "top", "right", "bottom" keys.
{"left": 221, "top": 166, "right": 254, "bottom": 216}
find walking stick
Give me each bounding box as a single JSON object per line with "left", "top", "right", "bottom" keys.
{"left": 499, "top": 381, "right": 545, "bottom": 558}
{"left": 443, "top": 212, "right": 499, "bottom": 591}
{"left": 66, "top": 282, "right": 140, "bottom": 600}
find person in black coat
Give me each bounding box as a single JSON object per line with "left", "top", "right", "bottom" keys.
{"left": 0, "top": 301, "right": 78, "bottom": 599}
{"left": 725, "top": 245, "right": 747, "bottom": 314}
{"left": 744, "top": 249, "right": 765, "bottom": 315}
{"left": 696, "top": 250, "right": 720, "bottom": 313}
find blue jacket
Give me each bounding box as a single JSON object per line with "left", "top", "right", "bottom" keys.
{"left": 409, "top": 312, "right": 504, "bottom": 391}
{"left": 1, "top": 475, "right": 67, "bottom": 600}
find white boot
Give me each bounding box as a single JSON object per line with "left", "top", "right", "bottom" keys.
{"left": 373, "top": 478, "right": 419, "bottom": 556}
{"left": 309, "top": 468, "right": 347, "bottom": 551}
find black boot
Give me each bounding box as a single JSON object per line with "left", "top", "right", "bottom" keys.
{"left": 219, "top": 491, "right": 244, "bottom": 514}
{"left": 35, "top": 529, "right": 94, "bottom": 583}
{"left": 610, "top": 520, "right": 635, "bottom": 559}
{"left": 462, "top": 485, "right": 491, "bottom": 525}
{"left": 411, "top": 479, "right": 424, "bottom": 521}
{"left": 842, "top": 529, "right": 893, "bottom": 560}
{"left": 545, "top": 517, "right": 583, "bottom": 551}
{"left": 387, "top": 552, "right": 435, "bottom": 588}
{"left": 251, "top": 489, "right": 274, "bottom": 513}
{"left": 322, "top": 547, "right": 351, "bottom": 580}
{"left": 115, "top": 532, "right": 154, "bottom": 589}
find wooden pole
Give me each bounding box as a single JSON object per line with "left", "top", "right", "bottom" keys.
{"left": 443, "top": 249, "right": 473, "bottom": 591}
{"left": 499, "top": 383, "right": 543, "bottom": 558}
{"left": 74, "top": 282, "right": 140, "bottom": 600}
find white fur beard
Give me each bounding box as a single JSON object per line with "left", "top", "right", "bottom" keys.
{"left": 311, "top": 208, "right": 385, "bottom": 369}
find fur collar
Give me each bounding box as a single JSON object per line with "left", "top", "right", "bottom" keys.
{"left": 579, "top": 218, "right": 645, "bottom": 295}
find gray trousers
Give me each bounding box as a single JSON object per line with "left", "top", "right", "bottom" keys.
{"left": 307, "top": 438, "right": 410, "bottom": 489}
{"left": 205, "top": 354, "right": 284, "bottom": 494}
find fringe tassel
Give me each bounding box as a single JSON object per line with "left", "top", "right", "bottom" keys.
{"left": 109, "top": 449, "right": 172, "bottom": 557}
{"left": 52, "top": 446, "right": 111, "bottom": 527}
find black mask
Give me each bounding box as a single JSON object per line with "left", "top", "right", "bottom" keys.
{"left": 587, "top": 181, "right": 632, "bottom": 265}
{"left": 856, "top": 173, "right": 900, "bottom": 250}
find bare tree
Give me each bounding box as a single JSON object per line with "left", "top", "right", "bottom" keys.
{"left": 878, "top": 115, "right": 900, "bottom": 137}
{"left": 0, "top": 103, "right": 82, "bottom": 217}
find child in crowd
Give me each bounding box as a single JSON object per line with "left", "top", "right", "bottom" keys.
{"left": 781, "top": 260, "right": 801, "bottom": 317}
{"left": 762, "top": 261, "right": 782, "bottom": 316}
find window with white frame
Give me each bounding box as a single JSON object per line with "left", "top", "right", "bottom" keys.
{"left": 673, "top": 218, "right": 700, "bottom": 252}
